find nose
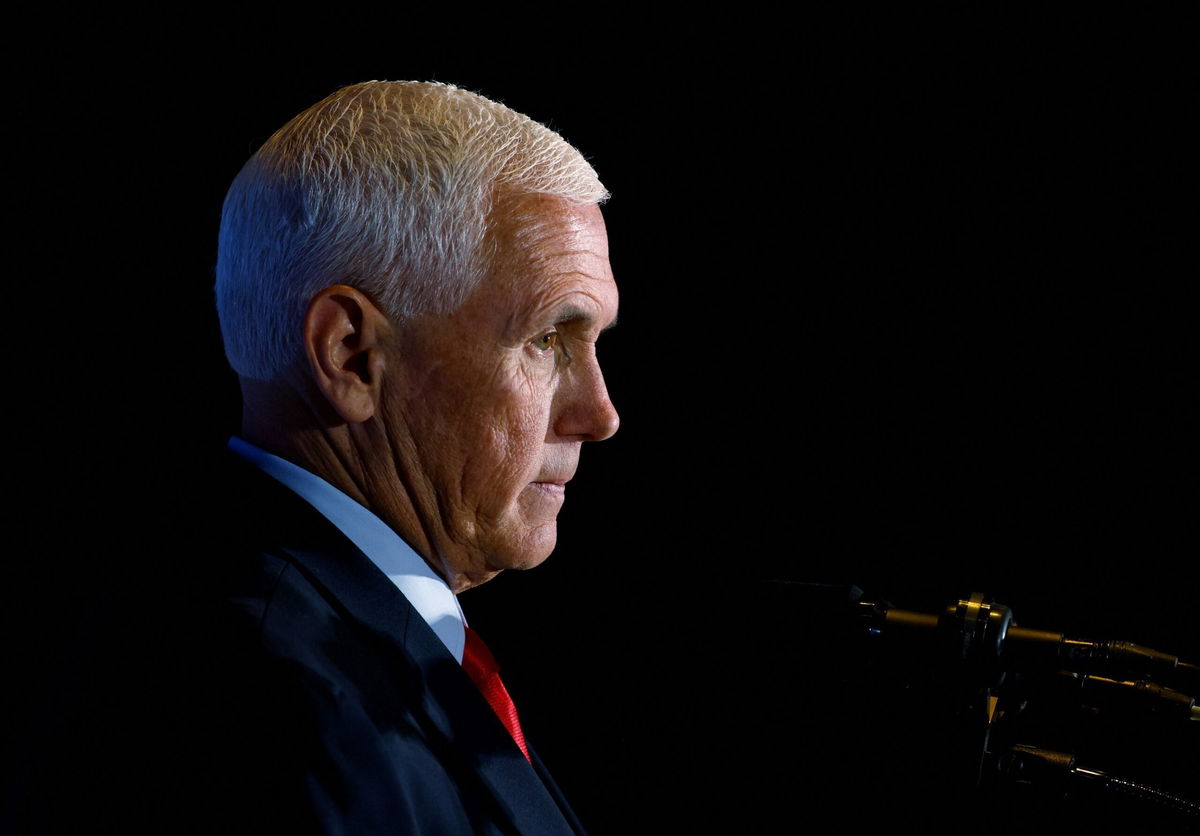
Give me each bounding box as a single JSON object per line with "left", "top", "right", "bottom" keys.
{"left": 553, "top": 357, "right": 619, "bottom": 442}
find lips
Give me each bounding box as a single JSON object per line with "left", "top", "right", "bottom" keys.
{"left": 533, "top": 463, "right": 576, "bottom": 487}
{"left": 530, "top": 479, "right": 568, "bottom": 491}
{"left": 529, "top": 458, "right": 576, "bottom": 498}
{"left": 528, "top": 471, "right": 572, "bottom": 498}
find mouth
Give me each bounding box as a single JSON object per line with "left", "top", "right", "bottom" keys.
{"left": 529, "top": 478, "right": 569, "bottom": 498}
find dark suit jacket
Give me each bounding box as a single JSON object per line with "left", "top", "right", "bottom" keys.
{"left": 8, "top": 453, "right": 585, "bottom": 835}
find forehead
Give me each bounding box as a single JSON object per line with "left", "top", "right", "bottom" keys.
{"left": 490, "top": 195, "right": 609, "bottom": 269}
{"left": 483, "top": 196, "right": 616, "bottom": 320}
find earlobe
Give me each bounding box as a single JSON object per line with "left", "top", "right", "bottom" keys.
{"left": 303, "top": 285, "right": 390, "bottom": 424}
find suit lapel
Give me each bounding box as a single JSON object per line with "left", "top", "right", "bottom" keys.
{"left": 225, "top": 456, "right": 582, "bottom": 833}
{"left": 530, "top": 746, "right": 589, "bottom": 834}
{"left": 281, "top": 542, "right": 582, "bottom": 834}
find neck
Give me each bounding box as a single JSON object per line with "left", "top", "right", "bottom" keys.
{"left": 237, "top": 377, "right": 493, "bottom": 594}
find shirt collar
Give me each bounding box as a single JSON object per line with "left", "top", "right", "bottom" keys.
{"left": 227, "top": 436, "right": 467, "bottom": 663}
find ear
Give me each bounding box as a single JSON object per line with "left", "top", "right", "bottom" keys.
{"left": 302, "top": 285, "right": 391, "bottom": 424}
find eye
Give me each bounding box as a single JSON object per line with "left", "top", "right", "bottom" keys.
{"left": 532, "top": 331, "right": 558, "bottom": 353}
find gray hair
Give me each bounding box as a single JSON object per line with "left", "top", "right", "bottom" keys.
{"left": 215, "top": 80, "right": 609, "bottom": 381}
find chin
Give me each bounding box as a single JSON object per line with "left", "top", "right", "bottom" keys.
{"left": 497, "top": 525, "right": 559, "bottom": 572}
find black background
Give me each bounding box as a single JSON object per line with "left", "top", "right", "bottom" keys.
{"left": 10, "top": 17, "right": 1196, "bottom": 833}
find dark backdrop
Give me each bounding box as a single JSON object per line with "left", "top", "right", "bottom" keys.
{"left": 10, "top": 23, "right": 1195, "bottom": 832}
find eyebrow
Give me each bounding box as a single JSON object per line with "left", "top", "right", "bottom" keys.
{"left": 553, "top": 305, "right": 619, "bottom": 333}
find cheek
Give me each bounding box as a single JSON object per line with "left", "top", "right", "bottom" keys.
{"left": 464, "top": 371, "right": 553, "bottom": 508}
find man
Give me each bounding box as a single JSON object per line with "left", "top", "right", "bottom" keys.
{"left": 205, "top": 80, "right": 619, "bottom": 833}
{"left": 5, "top": 81, "right": 618, "bottom": 834}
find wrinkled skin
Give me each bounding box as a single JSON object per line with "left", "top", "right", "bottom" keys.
{"left": 244, "top": 195, "right": 621, "bottom": 594}
{"left": 373, "top": 196, "right": 620, "bottom": 589}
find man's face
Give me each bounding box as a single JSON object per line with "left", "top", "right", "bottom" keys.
{"left": 380, "top": 196, "right": 619, "bottom": 590}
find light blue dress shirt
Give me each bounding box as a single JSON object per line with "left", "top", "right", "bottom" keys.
{"left": 228, "top": 436, "right": 467, "bottom": 663}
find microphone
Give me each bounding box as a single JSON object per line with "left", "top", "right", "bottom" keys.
{"left": 1001, "top": 744, "right": 1200, "bottom": 821}
{"left": 873, "top": 596, "right": 1196, "bottom": 680}
{"left": 764, "top": 582, "right": 1199, "bottom": 820}
{"left": 764, "top": 582, "right": 1198, "bottom": 719}
{"left": 856, "top": 589, "right": 1199, "bottom": 721}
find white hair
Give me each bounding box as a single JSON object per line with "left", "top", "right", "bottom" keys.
{"left": 215, "top": 80, "right": 609, "bottom": 381}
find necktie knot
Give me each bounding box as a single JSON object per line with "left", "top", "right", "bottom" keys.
{"left": 462, "top": 626, "right": 530, "bottom": 761}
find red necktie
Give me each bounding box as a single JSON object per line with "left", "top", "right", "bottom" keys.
{"left": 462, "top": 626, "right": 530, "bottom": 762}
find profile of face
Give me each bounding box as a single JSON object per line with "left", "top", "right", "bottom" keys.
{"left": 379, "top": 196, "right": 619, "bottom": 590}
